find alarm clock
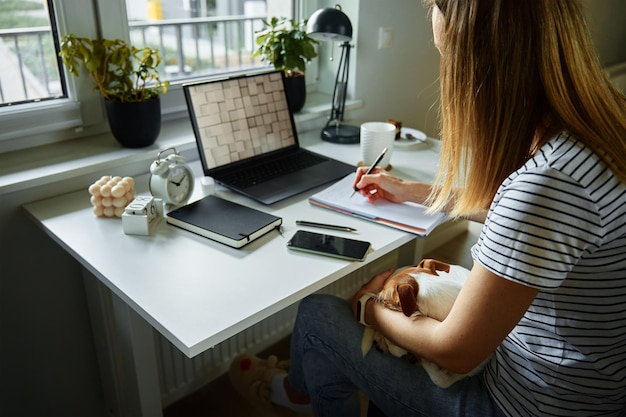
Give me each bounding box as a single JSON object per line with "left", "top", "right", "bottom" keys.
{"left": 149, "top": 147, "right": 195, "bottom": 206}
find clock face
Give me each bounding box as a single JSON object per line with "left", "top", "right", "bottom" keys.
{"left": 166, "top": 165, "right": 192, "bottom": 204}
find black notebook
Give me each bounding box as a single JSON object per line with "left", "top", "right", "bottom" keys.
{"left": 166, "top": 195, "right": 282, "bottom": 248}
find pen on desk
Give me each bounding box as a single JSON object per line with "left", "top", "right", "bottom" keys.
{"left": 351, "top": 147, "right": 388, "bottom": 198}
{"left": 296, "top": 220, "right": 357, "bottom": 233}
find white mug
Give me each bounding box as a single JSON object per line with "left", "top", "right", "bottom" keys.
{"left": 360, "top": 122, "right": 395, "bottom": 169}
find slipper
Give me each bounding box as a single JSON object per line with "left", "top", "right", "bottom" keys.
{"left": 229, "top": 353, "right": 291, "bottom": 415}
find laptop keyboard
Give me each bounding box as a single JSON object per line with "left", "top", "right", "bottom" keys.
{"left": 221, "top": 152, "right": 327, "bottom": 188}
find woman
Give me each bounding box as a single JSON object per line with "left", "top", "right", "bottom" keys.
{"left": 230, "top": 1, "right": 626, "bottom": 416}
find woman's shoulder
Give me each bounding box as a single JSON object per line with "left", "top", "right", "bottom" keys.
{"left": 535, "top": 132, "right": 596, "bottom": 170}
{"left": 522, "top": 132, "right": 617, "bottom": 188}
{"left": 507, "top": 132, "right": 626, "bottom": 226}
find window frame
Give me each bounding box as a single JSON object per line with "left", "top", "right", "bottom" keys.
{"left": 0, "top": 0, "right": 106, "bottom": 152}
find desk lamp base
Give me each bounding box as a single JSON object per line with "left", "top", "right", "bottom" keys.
{"left": 321, "top": 124, "right": 360, "bottom": 144}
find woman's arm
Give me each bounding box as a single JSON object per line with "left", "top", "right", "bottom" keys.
{"left": 363, "top": 263, "right": 538, "bottom": 373}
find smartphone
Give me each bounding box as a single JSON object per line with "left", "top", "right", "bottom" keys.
{"left": 287, "top": 230, "right": 372, "bottom": 261}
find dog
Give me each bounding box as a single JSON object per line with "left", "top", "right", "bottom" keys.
{"left": 361, "top": 259, "right": 488, "bottom": 388}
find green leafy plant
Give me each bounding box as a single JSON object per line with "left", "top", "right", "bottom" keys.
{"left": 252, "top": 17, "right": 319, "bottom": 76}
{"left": 59, "top": 34, "right": 169, "bottom": 103}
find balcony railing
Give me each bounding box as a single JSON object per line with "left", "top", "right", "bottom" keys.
{"left": 129, "top": 14, "right": 266, "bottom": 80}
{"left": 0, "top": 14, "right": 267, "bottom": 106}
{"left": 0, "top": 26, "right": 62, "bottom": 106}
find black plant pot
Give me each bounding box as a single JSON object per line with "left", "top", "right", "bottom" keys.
{"left": 284, "top": 74, "right": 306, "bottom": 113}
{"left": 104, "top": 96, "right": 161, "bottom": 148}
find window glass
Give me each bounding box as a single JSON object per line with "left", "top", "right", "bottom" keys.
{"left": 126, "top": 0, "right": 271, "bottom": 83}
{"left": 0, "top": 0, "right": 65, "bottom": 107}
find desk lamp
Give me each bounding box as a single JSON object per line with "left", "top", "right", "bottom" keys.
{"left": 307, "top": 5, "right": 360, "bottom": 144}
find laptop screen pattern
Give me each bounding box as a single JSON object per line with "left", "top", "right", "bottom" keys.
{"left": 187, "top": 72, "right": 297, "bottom": 170}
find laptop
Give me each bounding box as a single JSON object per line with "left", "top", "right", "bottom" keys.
{"left": 183, "top": 70, "right": 356, "bottom": 205}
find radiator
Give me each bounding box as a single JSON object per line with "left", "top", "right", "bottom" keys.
{"left": 155, "top": 254, "right": 400, "bottom": 407}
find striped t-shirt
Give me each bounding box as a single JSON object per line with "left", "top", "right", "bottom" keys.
{"left": 471, "top": 133, "right": 626, "bottom": 416}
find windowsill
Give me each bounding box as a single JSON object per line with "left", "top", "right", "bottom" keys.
{"left": 0, "top": 93, "right": 363, "bottom": 197}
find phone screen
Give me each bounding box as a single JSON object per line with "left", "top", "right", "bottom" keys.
{"left": 287, "top": 230, "right": 372, "bottom": 261}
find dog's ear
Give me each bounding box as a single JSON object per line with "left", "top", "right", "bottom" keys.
{"left": 396, "top": 279, "right": 419, "bottom": 317}
{"left": 418, "top": 259, "right": 451, "bottom": 275}
{"left": 431, "top": 260, "right": 451, "bottom": 274}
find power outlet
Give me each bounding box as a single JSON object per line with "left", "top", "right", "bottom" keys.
{"left": 378, "top": 27, "right": 394, "bottom": 49}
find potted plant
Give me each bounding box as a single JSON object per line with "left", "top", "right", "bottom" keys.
{"left": 253, "top": 17, "right": 319, "bottom": 112}
{"left": 59, "top": 34, "right": 170, "bottom": 148}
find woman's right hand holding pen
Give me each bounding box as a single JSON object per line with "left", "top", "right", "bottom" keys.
{"left": 353, "top": 166, "right": 432, "bottom": 205}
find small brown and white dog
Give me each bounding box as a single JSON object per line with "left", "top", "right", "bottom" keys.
{"left": 361, "top": 259, "right": 488, "bottom": 388}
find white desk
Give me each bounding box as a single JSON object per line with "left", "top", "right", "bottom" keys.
{"left": 24, "top": 130, "right": 460, "bottom": 416}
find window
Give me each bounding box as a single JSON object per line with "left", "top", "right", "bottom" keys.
{"left": 0, "top": 0, "right": 65, "bottom": 106}
{"left": 0, "top": 0, "right": 303, "bottom": 151}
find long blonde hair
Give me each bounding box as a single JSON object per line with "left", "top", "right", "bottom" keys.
{"left": 424, "top": 0, "right": 626, "bottom": 217}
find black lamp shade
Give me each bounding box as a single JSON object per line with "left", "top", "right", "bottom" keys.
{"left": 306, "top": 7, "right": 353, "bottom": 42}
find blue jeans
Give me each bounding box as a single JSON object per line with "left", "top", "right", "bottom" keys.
{"left": 288, "top": 294, "right": 506, "bottom": 417}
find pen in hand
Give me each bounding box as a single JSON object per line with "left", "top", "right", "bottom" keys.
{"left": 351, "top": 147, "right": 388, "bottom": 198}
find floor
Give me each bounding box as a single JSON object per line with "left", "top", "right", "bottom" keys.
{"left": 163, "top": 221, "right": 483, "bottom": 417}
{"left": 163, "top": 336, "right": 299, "bottom": 417}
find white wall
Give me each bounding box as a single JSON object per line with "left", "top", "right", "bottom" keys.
{"left": 351, "top": 0, "right": 441, "bottom": 137}
{"left": 1, "top": 182, "right": 107, "bottom": 416}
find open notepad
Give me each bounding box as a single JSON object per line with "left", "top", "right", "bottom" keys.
{"left": 309, "top": 175, "right": 446, "bottom": 236}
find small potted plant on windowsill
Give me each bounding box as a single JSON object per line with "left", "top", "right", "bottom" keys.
{"left": 253, "top": 17, "right": 319, "bottom": 112}
{"left": 59, "top": 34, "right": 170, "bottom": 148}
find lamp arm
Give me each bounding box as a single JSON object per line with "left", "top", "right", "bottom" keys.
{"left": 326, "top": 41, "right": 351, "bottom": 127}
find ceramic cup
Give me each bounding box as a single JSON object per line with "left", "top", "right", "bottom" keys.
{"left": 360, "top": 122, "right": 395, "bottom": 169}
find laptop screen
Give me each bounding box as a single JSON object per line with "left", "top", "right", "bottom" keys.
{"left": 184, "top": 71, "right": 298, "bottom": 172}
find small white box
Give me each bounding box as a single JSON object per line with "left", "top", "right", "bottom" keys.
{"left": 122, "top": 196, "right": 162, "bottom": 235}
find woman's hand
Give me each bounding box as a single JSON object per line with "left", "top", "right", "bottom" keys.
{"left": 353, "top": 167, "right": 431, "bottom": 205}
{"left": 351, "top": 268, "right": 394, "bottom": 320}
